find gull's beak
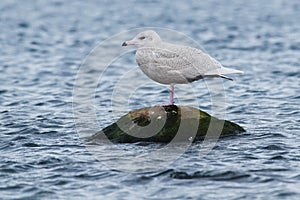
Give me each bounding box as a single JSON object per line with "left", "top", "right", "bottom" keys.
{"left": 122, "top": 40, "right": 135, "bottom": 46}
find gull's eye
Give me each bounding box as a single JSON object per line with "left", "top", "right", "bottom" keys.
{"left": 139, "top": 36, "right": 146, "bottom": 40}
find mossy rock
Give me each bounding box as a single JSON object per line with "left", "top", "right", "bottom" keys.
{"left": 87, "top": 105, "right": 245, "bottom": 143}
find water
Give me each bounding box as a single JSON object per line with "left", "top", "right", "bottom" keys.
{"left": 1, "top": 0, "right": 300, "bottom": 199}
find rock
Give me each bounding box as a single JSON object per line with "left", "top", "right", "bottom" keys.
{"left": 87, "top": 105, "right": 245, "bottom": 143}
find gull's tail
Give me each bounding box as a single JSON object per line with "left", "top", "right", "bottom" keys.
{"left": 204, "top": 66, "right": 244, "bottom": 81}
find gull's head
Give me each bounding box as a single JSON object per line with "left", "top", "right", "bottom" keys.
{"left": 122, "top": 30, "right": 162, "bottom": 48}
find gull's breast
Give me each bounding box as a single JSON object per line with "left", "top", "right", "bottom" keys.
{"left": 135, "top": 48, "right": 189, "bottom": 84}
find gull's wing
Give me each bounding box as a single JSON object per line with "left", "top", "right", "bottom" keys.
{"left": 136, "top": 43, "right": 243, "bottom": 83}
{"left": 137, "top": 44, "right": 222, "bottom": 79}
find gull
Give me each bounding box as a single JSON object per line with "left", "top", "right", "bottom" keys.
{"left": 122, "top": 30, "right": 243, "bottom": 105}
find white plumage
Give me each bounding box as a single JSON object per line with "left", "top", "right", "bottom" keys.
{"left": 122, "top": 30, "right": 243, "bottom": 104}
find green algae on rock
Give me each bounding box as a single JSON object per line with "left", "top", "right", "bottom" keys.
{"left": 87, "top": 105, "right": 245, "bottom": 143}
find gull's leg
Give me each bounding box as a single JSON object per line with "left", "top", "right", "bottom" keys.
{"left": 169, "top": 84, "right": 174, "bottom": 105}
{"left": 156, "top": 84, "right": 175, "bottom": 106}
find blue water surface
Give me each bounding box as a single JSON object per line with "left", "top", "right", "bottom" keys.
{"left": 1, "top": 0, "right": 300, "bottom": 199}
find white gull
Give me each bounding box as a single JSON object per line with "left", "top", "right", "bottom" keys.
{"left": 122, "top": 30, "right": 243, "bottom": 105}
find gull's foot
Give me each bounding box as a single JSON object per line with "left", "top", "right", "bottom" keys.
{"left": 155, "top": 103, "right": 174, "bottom": 107}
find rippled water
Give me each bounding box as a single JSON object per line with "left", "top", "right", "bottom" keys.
{"left": 1, "top": 0, "right": 300, "bottom": 199}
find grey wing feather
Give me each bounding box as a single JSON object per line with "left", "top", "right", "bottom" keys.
{"left": 151, "top": 44, "right": 222, "bottom": 79}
